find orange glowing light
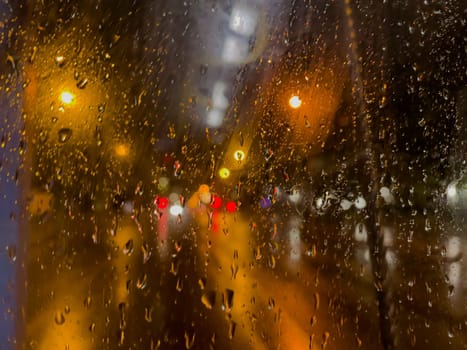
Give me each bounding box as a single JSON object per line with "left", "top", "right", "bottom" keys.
{"left": 198, "top": 184, "right": 210, "bottom": 193}
{"left": 115, "top": 144, "right": 129, "bottom": 157}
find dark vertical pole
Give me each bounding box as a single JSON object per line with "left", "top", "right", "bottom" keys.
{"left": 341, "top": 0, "right": 394, "bottom": 348}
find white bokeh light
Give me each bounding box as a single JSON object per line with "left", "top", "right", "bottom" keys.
{"left": 222, "top": 35, "right": 249, "bottom": 63}
{"left": 169, "top": 204, "right": 183, "bottom": 216}
{"left": 229, "top": 4, "right": 258, "bottom": 37}
{"left": 447, "top": 183, "right": 457, "bottom": 198}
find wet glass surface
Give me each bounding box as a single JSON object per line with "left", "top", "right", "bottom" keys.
{"left": 0, "top": 0, "right": 466, "bottom": 349}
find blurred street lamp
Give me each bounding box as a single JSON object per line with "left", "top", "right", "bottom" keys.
{"left": 115, "top": 143, "right": 130, "bottom": 158}
{"left": 233, "top": 150, "right": 245, "bottom": 161}
{"left": 289, "top": 95, "right": 302, "bottom": 109}
{"left": 219, "top": 167, "right": 230, "bottom": 179}
{"left": 60, "top": 91, "right": 74, "bottom": 104}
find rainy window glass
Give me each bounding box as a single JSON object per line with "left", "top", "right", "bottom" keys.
{"left": 0, "top": 1, "right": 466, "bottom": 349}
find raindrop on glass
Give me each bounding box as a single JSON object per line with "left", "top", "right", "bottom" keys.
{"left": 58, "top": 128, "right": 72, "bottom": 143}
{"left": 228, "top": 319, "right": 236, "bottom": 339}
{"left": 222, "top": 289, "right": 234, "bottom": 312}
{"left": 55, "top": 56, "right": 66, "bottom": 67}
{"left": 76, "top": 78, "right": 88, "bottom": 89}
{"left": 184, "top": 331, "right": 195, "bottom": 349}
{"left": 136, "top": 273, "right": 148, "bottom": 290}
{"left": 123, "top": 239, "right": 134, "bottom": 255}
{"left": 201, "top": 291, "right": 216, "bottom": 310}
{"left": 144, "top": 307, "right": 152, "bottom": 322}
{"left": 84, "top": 295, "right": 92, "bottom": 308}
{"left": 7, "top": 245, "right": 16, "bottom": 262}
{"left": 54, "top": 311, "right": 65, "bottom": 325}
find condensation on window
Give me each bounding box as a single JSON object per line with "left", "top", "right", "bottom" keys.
{"left": 0, "top": 0, "right": 466, "bottom": 349}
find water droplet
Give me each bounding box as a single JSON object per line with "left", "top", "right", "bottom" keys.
{"left": 201, "top": 291, "right": 216, "bottom": 309}
{"left": 230, "top": 262, "right": 238, "bottom": 280}
{"left": 126, "top": 279, "right": 131, "bottom": 293}
{"left": 89, "top": 322, "right": 96, "bottom": 332}
{"left": 268, "top": 255, "right": 276, "bottom": 269}
{"left": 176, "top": 278, "right": 183, "bottom": 292}
{"left": 310, "top": 334, "right": 315, "bottom": 349}
{"left": 313, "top": 292, "right": 320, "bottom": 310}
{"left": 84, "top": 295, "right": 92, "bottom": 308}
{"left": 7, "top": 245, "right": 16, "bottom": 262}
{"left": 144, "top": 307, "right": 152, "bottom": 322}
{"left": 198, "top": 277, "right": 206, "bottom": 290}
{"left": 76, "top": 78, "right": 88, "bottom": 89}
{"left": 54, "top": 311, "right": 65, "bottom": 325}
{"left": 55, "top": 56, "right": 66, "bottom": 67}
{"left": 210, "top": 333, "right": 216, "bottom": 347}
{"left": 184, "top": 331, "right": 195, "bottom": 349}
{"left": 150, "top": 339, "right": 161, "bottom": 350}
{"left": 424, "top": 218, "right": 431, "bottom": 232}
{"left": 200, "top": 64, "right": 207, "bottom": 75}
{"left": 255, "top": 246, "right": 262, "bottom": 260}
{"left": 447, "top": 327, "right": 454, "bottom": 338}
{"left": 448, "top": 285, "right": 454, "bottom": 296}
{"left": 309, "top": 243, "right": 317, "bottom": 257}
{"left": 136, "top": 273, "right": 148, "bottom": 290}
{"left": 170, "top": 261, "right": 179, "bottom": 276}
{"left": 98, "top": 104, "right": 105, "bottom": 113}
{"left": 222, "top": 289, "right": 234, "bottom": 312}
{"left": 6, "top": 53, "right": 16, "bottom": 71}
{"left": 321, "top": 331, "right": 330, "bottom": 349}
{"left": 340, "top": 199, "right": 352, "bottom": 210}
{"left": 355, "top": 336, "right": 362, "bottom": 347}
{"left": 96, "top": 130, "right": 102, "bottom": 146}
{"left": 64, "top": 305, "right": 70, "bottom": 314}
{"left": 228, "top": 319, "right": 236, "bottom": 339}
{"left": 142, "top": 243, "right": 151, "bottom": 263}
{"left": 118, "top": 329, "right": 124, "bottom": 346}
{"left": 410, "top": 333, "right": 416, "bottom": 346}
{"left": 123, "top": 239, "right": 134, "bottom": 255}
{"left": 38, "top": 130, "right": 48, "bottom": 143}
{"left": 168, "top": 125, "right": 176, "bottom": 139}
{"left": 268, "top": 297, "right": 275, "bottom": 310}
{"left": 354, "top": 196, "right": 366, "bottom": 209}
{"left": 58, "top": 128, "right": 72, "bottom": 143}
